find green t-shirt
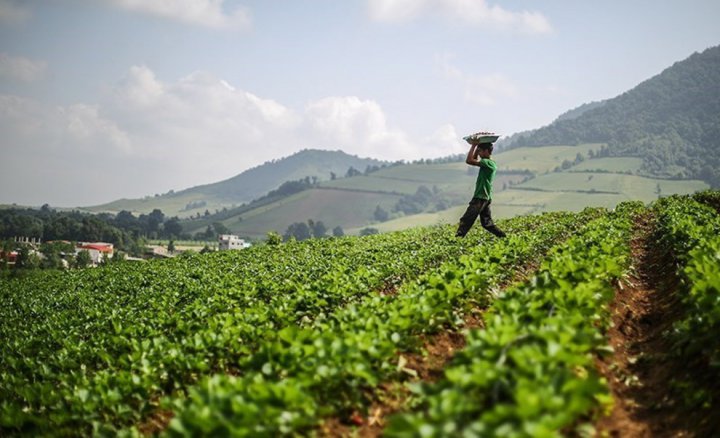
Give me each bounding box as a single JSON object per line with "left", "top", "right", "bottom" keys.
{"left": 473, "top": 158, "right": 497, "bottom": 200}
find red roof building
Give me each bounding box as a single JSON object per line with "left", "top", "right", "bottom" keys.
{"left": 77, "top": 243, "right": 114, "bottom": 253}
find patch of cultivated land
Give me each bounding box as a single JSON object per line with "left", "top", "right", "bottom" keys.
{"left": 596, "top": 212, "right": 720, "bottom": 437}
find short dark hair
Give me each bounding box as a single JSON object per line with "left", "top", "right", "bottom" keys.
{"left": 477, "top": 142, "right": 494, "bottom": 150}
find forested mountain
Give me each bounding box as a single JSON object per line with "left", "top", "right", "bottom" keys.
{"left": 505, "top": 45, "right": 720, "bottom": 186}
{"left": 495, "top": 101, "right": 607, "bottom": 150}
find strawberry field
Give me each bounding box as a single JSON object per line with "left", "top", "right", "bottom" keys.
{"left": 1, "top": 191, "right": 719, "bottom": 437}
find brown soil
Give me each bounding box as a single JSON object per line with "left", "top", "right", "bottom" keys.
{"left": 136, "top": 408, "right": 174, "bottom": 436}
{"left": 318, "top": 313, "right": 484, "bottom": 438}
{"left": 595, "top": 213, "right": 720, "bottom": 437}
{"left": 319, "top": 258, "right": 543, "bottom": 437}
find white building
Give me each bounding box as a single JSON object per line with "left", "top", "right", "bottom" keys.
{"left": 76, "top": 242, "right": 114, "bottom": 265}
{"left": 218, "top": 234, "right": 251, "bottom": 251}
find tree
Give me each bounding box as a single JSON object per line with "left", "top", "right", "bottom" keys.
{"left": 114, "top": 210, "right": 138, "bottom": 230}
{"left": 284, "top": 222, "right": 311, "bottom": 241}
{"left": 110, "top": 252, "right": 126, "bottom": 263}
{"left": 213, "top": 222, "right": 230, "bottom": 235}
{"left": 374, "top": 205, "right": 389, "bottom": 222}
{"left": 266, "top": 231, "right": 282, "bottom": 245}
{"left": 309, "top": 220, "right": 326, "bottom": 238}
{"left": 360, "top": 227, "right": 379, "bottom": 236}
{"left": 345, "top": 166, "right": 362, "bottom": 178}
{"left": 164, "top": 217, "right": 183, "bottom": 238}
{"left": 75, "top": 250, "right": 92, "bottom": 268}
{"left": 147, "top": 209, "right": 165, "bottom": 234}
{"left": 15, "top": 245, "right": 40, "bottom": 269}
{"left": 332, "top": 226, "right": 344, "bottom": 237}
{"left": 168, "top": 240, "right": 176, "bottom": 254}
{"left": 40, "top": 241, "right": 73, "bottom": 270}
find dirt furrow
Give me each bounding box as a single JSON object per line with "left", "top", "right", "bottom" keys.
{"left": 596, "top": 212, "right": 717, "bottom": 437}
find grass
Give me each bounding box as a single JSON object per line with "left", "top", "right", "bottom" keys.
{"left": 183, "top": 189, "right": 403, "bottom": 239}
{"left": 84, "top": 143, "right": 710, "bottom": 239}
{"left": 515, "top": 172, "right": 708, "bottom": 200}
{"left": 569, "top": 157, "right": 644, "bottom": 173}
{"left": 494, "top": 144, "right": 604, "bottom": 173}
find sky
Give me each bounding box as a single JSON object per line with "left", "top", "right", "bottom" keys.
{"left": 1, "top": 0, "right": 719, "bottom": 207}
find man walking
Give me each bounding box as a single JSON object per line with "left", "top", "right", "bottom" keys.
{"left": 456, "top": 141, "right": 506, "bottom": 238}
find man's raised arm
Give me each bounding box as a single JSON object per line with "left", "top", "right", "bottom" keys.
{"left": 465, "top": 143, "right": 481, "bottom": 167}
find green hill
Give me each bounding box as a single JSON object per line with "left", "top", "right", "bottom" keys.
{"left": 505, "top": 45, "right": 720, "bottom": 186}
{"left": 184, "top": 144, "right": 709, "bottom": 239}
{"left": 84, "top": 149, "right": 386, "bottom": 218}
{"left": 90, "top": 47, "right": 719, "bottom": 237}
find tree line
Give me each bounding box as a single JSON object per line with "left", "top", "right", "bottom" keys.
{"left": 0, "top": 205, "right": 186, "bottom": 256}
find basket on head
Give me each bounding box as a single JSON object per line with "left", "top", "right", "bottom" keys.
{"left": 463, "top": 131, "right": 500, "bottom": 145}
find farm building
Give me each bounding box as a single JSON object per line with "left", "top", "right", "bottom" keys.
{"left": 76, "top": 242, "right": 114, "bottom": 265}
{"left": 0, "top": 250, "right": 18, "bottom": 266}
{"left": 218, "top": 234, "right": 251, "bottom": 251}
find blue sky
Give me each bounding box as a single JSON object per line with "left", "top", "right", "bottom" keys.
{"left": 1, "top": 0, "right": 719, "bottom": 207}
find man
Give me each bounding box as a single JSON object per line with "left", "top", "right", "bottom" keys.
{"left": 456, "top": 142, "right": 506, "bottom": 238}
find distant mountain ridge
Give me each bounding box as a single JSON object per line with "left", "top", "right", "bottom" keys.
{"left": 495, "top": 100, "right": 607, "bottom": 151}
{"left": 505, "top": 45, "right": 720, "bottom": 186}
{"left": 174, "top": 149, "right": 386, "bottom": 202}
{"left": 87, "top": 149, "right": 386, "bottom": 217}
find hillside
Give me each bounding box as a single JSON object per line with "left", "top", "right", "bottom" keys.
{"left": 89, "top": 47, "right": 717, "bottom": 237}
{"left": 184, "top": 144, "right": 708, "bottom": 239}
{"left": 505, "top": 45, "right": 720, "bottom": 185}
{"left": 84, "top": 149, "right": 386, "bottom": 218}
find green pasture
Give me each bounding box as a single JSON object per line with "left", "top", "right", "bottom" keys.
{"left": 494, "top": 189, "right": 627, "bottom": 212}
{"left": 320, "top": 175, "right": 430, "bottom": 195}
{"left": 191, "top": 188, "right": 403, "bottom": 239}
{"left": 516, "top": 172, "right": 708, "bottom": 200}
{"left": 374, "top": 162, "right": 469, "bottom": 184}
{"left": 320, "top": 163, "right": 477, "bottom": 195}
{"left": 569, "top": 157, "right": 644, "bottom": 173}
{"left": 354, "top": 202, "right": 534, "bottom": 235}
{"left": 494, "top": 144, "right": 603, "bottom": 173}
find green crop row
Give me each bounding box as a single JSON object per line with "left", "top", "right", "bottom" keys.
{"left": 163, "top": 209, "right": 605, "bottom": 436}
{"left": 0, "top": 225, "right": 475, "bottom": 435}
{"left": 385, "top": 201, "right": 644, "bottom": 437}
{"left": 653, "top": 195, "right": 720, "bottom": 404}
{"left": 0, "top": 210, "right": 585, "bottom": 435}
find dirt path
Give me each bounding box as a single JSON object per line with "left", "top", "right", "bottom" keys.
{"left": 595, "top": 212, "right": 718, "bottom": 437}
{"left": 319, "top": 261, "right": 542, "bottom": 438}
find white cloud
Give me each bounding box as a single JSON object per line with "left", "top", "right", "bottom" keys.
{"left": 63, "top": 104, "right": 133, "bottom": 153}
{"left": 304, "top": 96, "right": 463, "bottom": 162}
{"left": 0, "top": 0, "right": 30, "bottom": 24}
{"left": 305, "top": 96, "right": 412, "bottom": 160}
{"left": 101, "top": 66, "right": 301, "bottom": 171}
{"left": 0, "top": 66, "right": 462, "bottom": 206}
{"left": 0, "top": 53, "right": 47, "bottom": 82}
{"left": 367, "top": 0, "right": 428, "bottom": 22}
{"left": 368, "top": 0, "right": 552, "bottom": 34}
{"left": 103, "top": 0, "right": 251, "bottom": 29}
{"left": 440, "top": 56, "right": 518, "bottom": 105}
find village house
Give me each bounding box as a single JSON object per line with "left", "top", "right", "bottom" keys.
{"left": 218, "top": 234, "right": 251, "bottom": 251}
{"left": 76, "top": 242, "right": 114, "bottom": 265}
{"left": 0, "top": 250, "right": 18, "bottom": 266}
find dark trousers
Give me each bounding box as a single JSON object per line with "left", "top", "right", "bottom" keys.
{"left": 456, "top": 198, "right": 506, "bottom": 238}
